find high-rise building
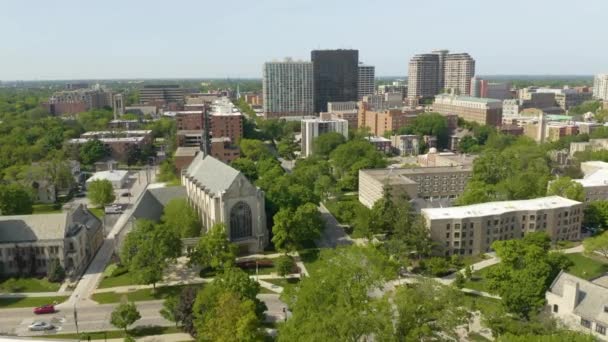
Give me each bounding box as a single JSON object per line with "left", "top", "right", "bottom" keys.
{"left": 407, "top": 54, "right": 440, "bottom": 99}
{"left": 593, "top": 74, "right": 608, "bottom": 100}
{"left": 407, "top": 50, "right": 476, "bottom": 99}
{"left": 311, "top": 49, "right": 359, "bottom": 113}
{"left": 301, "top": 118, "right": 349, "bottom": 157}
{"left": 263, "top": 59, "right": 314, "bottom": 119}
{"left": 443, "top": 53, "right": 475, "bottom": 95}
{"left": 358, "top": 64, "right": 375, "bottom": 100}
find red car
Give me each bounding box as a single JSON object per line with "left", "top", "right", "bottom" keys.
{"left": 34, "top": 304, "right": 56, "bottom": 314}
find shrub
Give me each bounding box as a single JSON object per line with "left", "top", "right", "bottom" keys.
{"left": 422, "top": 257, "right": 451, "bottom": 277}
{"left": 276, "top": 256, "right": 296, "bottom": 277}
{"left": 236, "top": 259, "right": 274, "bottom": 270}
{"left": 47, "top": 259, "right": 66, "bottom": 283}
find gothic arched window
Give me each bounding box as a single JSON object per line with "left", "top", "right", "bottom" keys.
{"left": 230, "top": 201, "right": 253, "bottom": 240}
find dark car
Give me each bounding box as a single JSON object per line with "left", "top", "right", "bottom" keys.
{"left": 34, "top": 304, "right": 56, "bottom": 314}
{"left": 121, "top": 192, "right": 132, "bottom": 197}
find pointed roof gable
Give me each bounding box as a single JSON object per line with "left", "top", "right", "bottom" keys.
{"left": 184, "top": 154, "right": 241, "bottom": 196}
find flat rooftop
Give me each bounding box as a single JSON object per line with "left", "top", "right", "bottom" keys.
{"left": 421, "top": 196, "right": 580, "bottom": 220}
{"left": 70, "top": 137, "right": 145, "bottom": 143}
{"left": 174, "top": 147, "right": 200, "bottom": 157}
{"left": 362, "top": 165, "right": 472, "bottom": 184}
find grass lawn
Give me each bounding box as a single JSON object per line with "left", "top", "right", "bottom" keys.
{"left": 263, "top": 278, "right": 300, "bottom": 293}
{"left": 32, "top": 203, "right": 62, "bottom": 214}
{"left": 0, "top": 296, "right": 69, "bottom": 308}
{"left": 88, "top": 207, "right": 105, "bottom": 220}
{"left": 459, "top": 254, "right": 489, "bottom": 268}
{"left": 565, "top": 253, "right": 608, "bottom": 280}
{"left": 240, "top": 264, "right": 278, "bottom": 276}
{"left": 91, "top": 285, "right": 199, "bottom": 304}
{"left": 462, "top": 265, "right": 498, "bottom": 294}
{"left": 468, "top": 332, "right": 491, "bottom": 341}
{"left": 298, "top": 249, "right": 321, "bottom": 276}
{"left": 97, "top": 264, "right": 137, "bottom": 289}
{"left": 0, "top": 277, "right": 61, "bottom": 293}
{"left": 40, "top": 326, "right": 183, "bottom": 340}
{"left": 460, "top": 292, "right": 502, "bottom": 317}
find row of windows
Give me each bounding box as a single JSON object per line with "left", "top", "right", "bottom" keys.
{"left": 0, "top": 246, "right": 60, "bottom": 257}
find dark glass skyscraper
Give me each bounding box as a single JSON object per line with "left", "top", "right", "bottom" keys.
{"left": 311, "top": 49, "right": 359, "bottom": 113}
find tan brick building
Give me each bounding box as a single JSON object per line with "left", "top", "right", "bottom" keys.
{"left": 433, "top": 94, "right": 502, "bottom": 126}
{"left": 357, "top": 106, "right": 420, "bottom": 136}
{"left": 421, "top": 196, "right": 583, "bottom": 256}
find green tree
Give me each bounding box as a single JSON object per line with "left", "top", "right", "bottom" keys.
{"left": 330, "top": 139, "right": 386, "bottom": 190}
{"left": 120, "top": 220, "right": 182, "bottom": 291}
{"left": 161, "top": 198, "right": 201, "bottom": 238}
{"left": 276, "top": 255, "right": 295, "bottom": 278}
{"left": 547, "top": 176, "right": 585, "bottom": 201}
{"left": 583, "top": 200, "right": 608, "bottom": 229}
{"left": 189, "top": 223, "right": 238, "bottom": 270}
{"left": 498, "top": 331, "right": 594, "bottom": 342}
{"left": 231, "top": 158, "right": 258, "bottom": 181}
{"left": 87, "top": 179, "right": 116, "bottom": 207}
{"left": 79, "top": 139, "right": 108, "bottom": 165}
{"left": 272, "top": 203, "right": 324, "bottom": 252}
{"left": 278, "top": 247, "right": 395, "bottom": 341}
{"left": 46, "top": 259, "right": 66, "bottom": 282}
{"left": 0, "top": 183, "right": 33, "bottom": 215}
{"left": 423, "top": 257, "right": 451, "bottom": 277}
{"left": 239, "top": 139, "right": 272, "bottom": 161}
{"left": 198, "top": 291, "right": 264, "bottom": 342}
{"left": 583, "top": 231, "right": 608, "bottom": 258}
{"left": 394, "top": 280, "right": 470, "bottom": 340}
{"left": 313, "top": 132, "right": 346, "bottom": 157}
{"left": 110, "top": 302, "right": 141, "bottom": 335}
{"left": 160, "top": 295, "right": 179, "bottom": 327}
{"left": 458, "top": 135, "right": 479, "bottom": 153}
{"left": 408, "top": 112, "right": 449, "bottom": 148}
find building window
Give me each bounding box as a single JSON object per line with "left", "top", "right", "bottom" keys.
{"left": 553, "top": 304, "right": 558, "bottom": 313}
{"left": 581, "top": 318, "right": 591, "bottom": 329}
{"left": 229, "top": 201, "right": 253, "bottom": 240}
{"left": 597, "top": 324, "right": 606, "bottom": 335}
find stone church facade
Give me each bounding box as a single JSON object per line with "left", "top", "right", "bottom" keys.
{"left": 182, "top": 154, "right": 268, "bottom": 253}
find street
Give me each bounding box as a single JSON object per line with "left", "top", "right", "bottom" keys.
{"left": 315, "top": 203, "right": 353, "bottom": 248}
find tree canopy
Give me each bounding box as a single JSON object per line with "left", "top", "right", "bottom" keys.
{"left": 161, "top": 198, "right": 201, "bottom": 238}
{"left": 189, "top": 223, "right": 237, "bottom": 271}
{"left": 547, "top": 176, "right": 585, "bottom": 201}
{"left": 87, "top": 179, "right": 116, "bottom": 207}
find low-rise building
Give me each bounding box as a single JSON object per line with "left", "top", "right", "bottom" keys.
{"left": 421, "top": 196, "right": 583, "bottom": 256}
{"left": 365, "top": 136, "right": 392, "bottom": 154}
{"left": 358, "top": 165, "right": 472, "bottom": 208}
{"left": 321, "top": 110, "right": 358, "bottom": 130}
{"left": 328, "top": 101, "right": 357, "bottom": 112}
{"left": 433, "top": 94, "right": 503, "bottom": 127}
{"left": 85, "top": 170, "right": 129, "bottom": 189}
{"left": 174, "top": 147, "right": 200, "bottom": 173}
{"left": 546, "top": 271, "right": 608, "bottom": 341}
{"left": 571, "top": 161, "right": 608, "bottom": 202}
{"left": 69, "top": 130, "right": 153, "bottom": 162}
{"left": 0, "top": 205, "right": 103, "bottom": 277}
{"left": 391, "top": 135, "right": 420, "bottom": 156}
{"left": 417, "top": 149, "right": 477, "bottom": 167}
{"left": 570, "top": 138, "right": 608, "bottom": 157}
{"left": 357, "top": 105, "right": 421, "bottom": 137}
{"left": 301, "top": 118, "right": 349, "bottom": 157}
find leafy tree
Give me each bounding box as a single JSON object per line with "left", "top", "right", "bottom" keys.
{"left": 120, "top": 220, "right": 182, "bottom": 291}
{"left": 46, "top": 258, "right": 65, "bottom": 282}
{"left": 394, "top": 280, "right": 470, "bottom": 340}
{"left": 110, "top": 302, "right": 141, "bottom": 335}
{"left": 569, "top": 100, "right": 602, "bottom": 115}
{"left": 458, "top": 135, "right": 479, "bottom": 153}
{"left": 276, "top": 255, "right": 295, "bottom": 278}
{"left": 79, "top": 139, "right": 108, "bottom": 165}
{"left": 583, "top": 200, "right": 608, "bottom": 229}
{"left": 583, "top": 231, "right": 608, "bottom": 258}
{"left": 423, "top": 257, "right": 451, "bottom": 277}
{"left": 231, "top": 158, "right": 258, "bottom": 181}
{"left": 407, "top": 112, "right": 449, "bottom": 148}
{"left": 272, "top": 203, "right": 324, "bottom": 252}
{"left": 498, "top": 331, "right": 594, "bottom": 342}
{"left": 157, "top": 159, "right": 179, "bottom": 183}
{"left": 313, "top": 132, "right": 346, "bottom": 157}
{"left": 453, "top": 272, "right": 465, "bottom": 288}
{"left": 464, "top": 265, "right": 473, "bottom": 280}
{"left": 176, "top": 286, "right": 198, "bottom": 335}
{"left": 547, "top": 176, "right": 585, "bottom": 201}
{"left": 0, "top": 183, "right": 33, "bottom": 215}
{"left": 239, "top": 139, "right": 272, "bottom": 161}
{"left": 189, "top": 223, "right": 237, "bottom": 270}
{"left": 198, "top": 291, "right": 264, "bottom": 342}
{"left": 486, "top": 232, "right": 572, "bottom": 318}
{"left": 160, "top": 295, "right": 179, "bottom": 327}
{"left": 87, "top": 179, "right": 116, "bottom": 207}
{"left": 278, "top": 247, "right": 395, "bottom": 341}
{"left": 330, "top": 139, "right": 386, "bottom": 190}
{"left": 161, "top": 198, "right": 201, "bottom": 238}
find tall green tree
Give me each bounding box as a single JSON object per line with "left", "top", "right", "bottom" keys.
{"left": 79, "top": 139, "right": 108, "bottom": 165}
{"left": 272, "top": 203, "right": 324, "bottom": 252}
{"left": 198, "top": 291, "right": 264, "bottom": 342}
{"left": 87, "top": 179, "right": 115, "bottom": 207}
{"left": 0, "top": 183, "right": 33, "bottom": 215}
{"left": 162, "top": 198, "right": 202, "bottom": 238}
{"left": 583, "top": 200, "right": 608, "bottom": 229}
{"left": 313, "top": 132, "right": 346, "bottom": 157}
{"left": 121, "top": 220, "right": 182, "bottom": 291}
{"left": 189, "top": 223, "right": 237, "bottom": 270}
{"left": 547, "top": 176, "right": 585, "bottom": 202}
{"left": 110, "top": 302, "right": 141, "bottom": 335}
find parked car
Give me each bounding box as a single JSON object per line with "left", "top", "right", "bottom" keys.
{"left": 104, "top": 204, "right": 123, "bottom": 214}
{"left": 34, "top": 304, "right": 56, "bottom": 314}
{"left": 121, "top": 192, "right": 132, "bottom": 197}
{"left": 28, "top": 321, "right": 54, "bottom": 331}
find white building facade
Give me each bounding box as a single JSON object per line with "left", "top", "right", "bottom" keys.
{"left": 301, "top": 118, "right": 349, "bottom": 157}
{"left": 594, "top": 74, "right": 608, "bottom": 100}
{"left": 263, "top": 60, "right": 314, "bottom": 119}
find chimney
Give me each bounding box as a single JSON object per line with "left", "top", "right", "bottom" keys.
{"left": 562, "top": 279, "right": 579, "bottom": 312}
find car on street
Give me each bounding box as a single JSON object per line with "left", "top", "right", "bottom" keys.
{"left": 28, "top": 321, "right": 54, "bottom": 331}
{"left": 104, "top": 204, "right": 123, "bottom": 214}
{"left": 34, "top": 304, "right": 56, "bottom": 314}
{"left": 121, "top": 192, "right": 131, "bottom": 197}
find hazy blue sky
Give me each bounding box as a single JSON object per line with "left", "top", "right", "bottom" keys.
{"left": 2, "top": 0, "right": 607, "bottom": 80}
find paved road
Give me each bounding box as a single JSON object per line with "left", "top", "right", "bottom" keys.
{"left": 66, "top": 169, "right": 155, "bottom": 308}
{"left": 315, "top": 203, "right": 353, "bottom": 248}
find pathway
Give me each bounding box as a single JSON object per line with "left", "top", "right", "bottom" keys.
{"left": 316, "top": 203, "right": 353, "bottom": 248}
{"left": 104, "top": 333, "right": 192, "bottom": 342}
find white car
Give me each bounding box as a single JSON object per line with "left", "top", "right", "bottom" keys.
{"left": 28, "top": 321, "right": 54, "bottom": 331}
{"left": 104, "top": 204, "right": 123, "bottom": 214}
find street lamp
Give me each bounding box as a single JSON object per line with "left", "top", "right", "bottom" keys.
{"left": 73, "top": 295, "right": 79, "bottom": 336}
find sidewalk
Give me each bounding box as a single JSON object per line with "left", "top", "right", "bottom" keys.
{"left": 0, "top": 291, "right": 72, "bottom": 298}
{"left": 103, "top": 333, "right": 192, "bottom": 342}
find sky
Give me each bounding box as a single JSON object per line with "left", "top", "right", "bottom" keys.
{"left": 1, "top": 0, "right": 607, "bottom": 80}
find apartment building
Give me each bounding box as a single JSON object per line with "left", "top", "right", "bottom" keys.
{"left": 571, "top": 161, "right": 608, "bottom": 202}
{"left": 328, "top": 101, "right": 357, "bottom": 112}
{"left": 45, "top": 87, "right": 113, "bottom": 115}
{"left": 358, "top": 64, "right": 375, "bottom": 100}
{"left": 365, "top": 136, "right": 391, "bottom": 154}
{"left": 263, "top": 59, "right": 314, "bottom": 119}
{"left": 570, "top": 138, "right": 608, "bottom": 157}
{"left": 139, "top": 85, "right": 184, "bottom": 106}
{"left": 390, "top": 135, "right": 421, "bottom": 156}
{"left": 68, "top": 130, "right": 153, "bottom": 162}
{"left": 471, "top": 78, "right": 512, "bottom": 100}
{"left": 320, "top": 111, "right": 358, "bottom": 133}
{"left": 311, "top": 49, "right": 359, "bottom": 113}
{"left": 0, "top": 205, "right": 103, "bottom": 277}
{"left": 443, "top": 53, "right": 475, "bottom": 96}
{"left": 301, "top": 118, "right": 349, "bottom": 157}
{"left": 407, "top": 50, "right": 475, "bottom": 99}
{"left": 594, "top": 74, "right": 608, "bottom": 100}
{"left": 407, "top": 54, "right": 440, "bottom": 99}
{"left": 358, "top": 165, "right": 472, "bottom": 208}
{"left": 421, "top": 196, "right": 583, "bottom": 256}
{"left": 433, "top": 94, "right": 502, "bottom": 126}
{"left": 357, "top": 106, "right": 421, "bottom": 136}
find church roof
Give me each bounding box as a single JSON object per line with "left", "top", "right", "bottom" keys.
{"left": 132, "top": 185, "right": 187, "bottom": 222}
{"left": 184, "top": 154, "right": 240, "bottom": 196}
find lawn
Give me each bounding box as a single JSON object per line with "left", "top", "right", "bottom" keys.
{"left": 462, "top": 265, "right": 498, "bottom": 294}
{"left": 0, "top": 296, "right": 69, "bottom": 308}
{"left": 91, "top": 284, "right": 199, "bottom": 304}
{"left": 565, "top": 253, "right": 608, "bottom": 280}
{"left": 460, "top": 292, "right": 502, "bottom": 317}
{"left": 88, "top": 207, "right": 105, "bottom": 219}
{"left": 239, "top": 263, "right": 278, "bottom": 276}
{"left": 32, "top": 203, "right": 62, "bottom": 214}
{"left": 40, "top": 326, "right": 184, "bottom": 340}
{"left": 97, "top": 264, "right": 137, "bottom": 289}
{"left": 0, "top": 277, "right": 61, "bottom": 293}
{"left": 263, "top": 278, "right": 300, "bottom": 293}
{"left": 298, "top": 249, "right": 321, "bottom": 276}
